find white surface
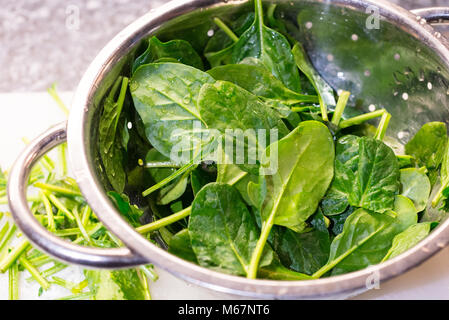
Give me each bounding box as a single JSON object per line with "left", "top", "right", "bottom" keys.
{"left": 0, "top": 92, "right": 448, "bottom": 300}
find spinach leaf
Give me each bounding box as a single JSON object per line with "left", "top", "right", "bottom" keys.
{"left": 258, "top": 120, "right": 334, "bottom": 232}
{"left": 168, "top": 229, "right": 197, "bottom": 263}
{"left": 99, "top": 77, "right": 128, "bottom": 193}
{"left": 271, "top": 209, "right": 330, "bottom": 275}
{"left": 247, "top": 120, "right": 334, "bottom": 278}
{"left": 190, "top": 167, "right": 216, "bottom": 196}
{"left": 321, "top": 135, "right": 359, "bottom": 216}
{"left": 329, "top": 206, "right": 355, "bottom": 236}
{"left": 349, "top": 137, "right": 400, "bottom": 212}
{"left": 405, "top": 122, "right": 447, "bottom": 183}
{"left": 207, "top": 64, "right": 317, "bottom": 104}
{"left": 198, "top": 80, "right": 289, "bottom": 174}
{"left": 314, "top": 195, "right": 417, "bottom": 277}
{"left": 107, "top": 191, "right": 144, "bottom": 228}
{"left": 322, "top": 135, "right": 400, "bottom": 215}
{"left": 382, "top": 222, "right": 436, "bottom": 262}
{"left": 204, "top": 12, "right": 254, "bottom": 65}
{"left": 292, "top": 43, "right": 336, "bottom": 121}
{"left": 188, "top": 183, "right": 272, "bottom": 276}
{"left": 228, "top": 0, "right": 301, "bottom": 92}
{"left": 432, "top": 140, "right": 449, "bottom": 207}
{"left": 130, "top": 63, "right": 215, "bottom": 162}
{"left": 132, "top": 36, "right": 204, "bottom": 73}
{"left": 400, "top": 167, "right": 430, "bottom": 212}
{"left": 84, "top": 268, "right": 147, "bottom": 300}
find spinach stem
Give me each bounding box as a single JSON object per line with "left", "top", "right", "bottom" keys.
{"left": 58, "top": 143, "right": 68, "bottom": 176}
{"left": 48, "top": 83, "right": 70, "bottom": 116}
{"left": 35, "top": 182, "right": 82, "bottom": 197}
{"left": 81, "top": 205, "right": 92, "bottom": 227}
{"left": 72, "top": 207, "right": 93, "bottom": 245}
{"left": 0, "top": 240, "right": 30, "bottom": 273}
{"left": 339, "top": 109, "right": 385, "bottom": 129}
{"left": 40, "top": 191, "right": 55, "bottom": 231}
{"left": 45, "top": 193, "right": 75, "bottom": 221}
{"left": 136, "top": 206, "right": 191, "bottom": 235}
{"left": 114, "top": 77, "right": 129, "bottom": 133}
{"left": 213, "top": 17, "right": 239, "bottom": 43}
{"left": 374, "top": 111, "right": 391, "bottom": 141}
{"left": 0, "top": 224, "right": 17, "bottom": 253}
{"left": 142, "top": 161, "right": 196, "bottom": 197}
{"left": 8, "top": 262, "right": 19, "bottom": 300}
{"left": 247, "top": 214, "right": 275, "bottom": 279}
{"left": 137, "top": 268, "right": 152, "bottom": 300}
{"left": 431, "top": 184, "right": 446, "bottom": 208}
{"left": 0, "top": 222, "right": 10, "bottom": 246}
{"left": 331, "top": 91, "right": 350, "bottom": 126}
{"left": 39, "top": 262, "right": 68, "bottom": 279}
{"left": 19, "top": 255, "right": 50, "bottom": 290}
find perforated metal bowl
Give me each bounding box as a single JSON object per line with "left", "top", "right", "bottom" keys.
{"left": 8, "top": 0, "right": 449, "bottom": 299}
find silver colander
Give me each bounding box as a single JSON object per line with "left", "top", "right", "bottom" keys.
{"left": 7, "top": 0, "right": 449, "bottom": 299}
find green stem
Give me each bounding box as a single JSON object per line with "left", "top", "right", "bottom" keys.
{"left": 48, "top": 83, "right": 70, "bottom": 116}
{"left": 339, "top": 109, "right": 385, "bottom": 129}
{"left": 40, "top": 191, "right": 55, "bottom": 231}
{"left": 374, "top": 111, "right": 391, "bottom": 141}
{"left": 19, "top": 256, "right": 50, "bottom": 290}
{"left": 27, "top": 255, "right": 54, "bottom": 268}
{"left": 0, "top": 222, "right": 10, "bottom": 245}
{"left": 137, "top": 269, "right": 152, "bottom": 300}
{"left": 331, "top": 91, "right": 350, "bottom": 126}
{"left": 8, "top": 262, "right": 19, "bottom": 300}
{"left": 0, "top": 240, "right": 30, "bottom": 273}
{"left": 247, "top": 213, "right": 275, "bottom": 279}
{"left": 136, "top": 206, "right": 192, "bottom": 235}
{"left": 73, "top": 208, "right": 93, "bottom": 245}
{"left": 0, "top": 224, "right": 17, "bottom": 253}
{"left": 59, "top": 143, "right": 68, "bottom": 176}
{"left": 35, "top": 182, "right": 82, "bottom": 197}
{"left": 46, "top": 193, "right": 75, "bottom": 220}
{"left": 39, "top": 262, "right": 68, "bottom": 279}
{"left": 142, "top": 161, "right": 196, "bottom": 197}
{"left": 114, "top": 77, "right": 129, "bottom": 132}
{"left": 432, "top": 183, "right": 447, "bottom": 208}
{"left": 213, "top": 17, "right": 239, "bottom": 43}
{"left": 81, "top": 205, "right": 92, "bottom": 227}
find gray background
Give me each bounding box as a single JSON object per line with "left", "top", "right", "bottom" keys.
{"left": 0, "top": 0, "right": 448, "bottom": 92}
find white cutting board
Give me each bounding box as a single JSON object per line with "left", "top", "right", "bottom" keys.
{"left": 0, "top": 92, "right": 448, "bottom": 300}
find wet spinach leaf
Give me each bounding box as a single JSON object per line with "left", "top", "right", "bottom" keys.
{"left": 314, "top": 195, "right": 417, "bottom": 277}
{"left": 188, "top": 183, "right": 272, "bottom": 276}
{"left": 168, "top": 229, "right": 197, "bottom": 263}
{"left": 400, "top": 167, "right": 430, "bottom": 212}
{"left": 207, "top": 64, "right": 317, "bottom": 104}
{"left": 322, "top": 135, "right": 400, "bottom": 215}
{"left": 382, "top": 222, "right": 436, "bottom": 262}
{"left": 99, "top": 77, "right": 129, "bottom": 193}
{"left": 198, "top": 80, "right": 289, "bottom": 174}
{"left": 405, "top": 122, "right": 447, "bottom": 184}
{"left": 130, "top": 63, "right": 215, "bottom": 162}
{"left": 228, "top": 0, "right": 301, "bottom": 91}
{"left": 107, "top": 191, "right": 144, "bottom": 228}
{"left": 133, "top": 36, "right": 204, "bottom": 73}
{"left": 271, "top": 209, "right": 330, "bottom": 275}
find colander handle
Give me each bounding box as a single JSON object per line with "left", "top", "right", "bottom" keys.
{"left": 7, "top": 121, "right": 147, "bottom": 268}
{"left": 411, "top": 7, "right": 449, "bottom": 23}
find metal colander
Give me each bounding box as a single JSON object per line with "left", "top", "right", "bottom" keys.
{"left": 8, "top": 0, "right": 449, "bottom": 299}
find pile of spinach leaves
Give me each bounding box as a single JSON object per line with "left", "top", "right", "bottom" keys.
{"left": 97, "top": 0, "right": 445, "bottom": 280}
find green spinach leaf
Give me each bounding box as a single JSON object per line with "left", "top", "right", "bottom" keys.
{"left": 133, "top": 36, "right": 204, "bottom": 73}
{"left": 188, "top": 183, "right": 272, "bottom": 276}
{"left": 382, "top": 222, "right": 436, "bottom": 262}
{"left": 400, "top": 167, "right": 430, "bottom": 212}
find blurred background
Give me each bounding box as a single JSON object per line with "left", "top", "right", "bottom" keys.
{"left": 0, "top": 0, "right": 448, "bottom": 92}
